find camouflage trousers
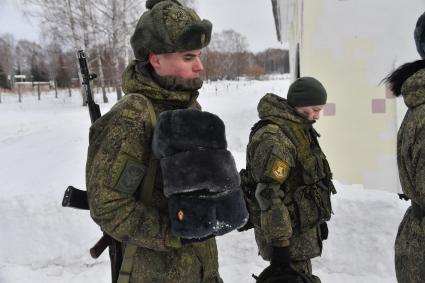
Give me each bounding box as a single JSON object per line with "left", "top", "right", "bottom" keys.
{"left": 128, "top": 239, "right": 223, "bottom": 283}
{"left": 254, "top": 231, "right": 321, "bottom": 283}
{"left": 395, "top": 205, "right": 425, "bottom": 283}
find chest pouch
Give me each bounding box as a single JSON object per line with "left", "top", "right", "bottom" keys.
{"left": 289, "top": 153, "right": 333, "bottom": 232}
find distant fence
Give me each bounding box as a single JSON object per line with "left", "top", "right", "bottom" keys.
{"left": 0, "top": 81, "right": 74, "bottom": 104}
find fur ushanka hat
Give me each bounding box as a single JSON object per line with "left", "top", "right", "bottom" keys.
{"left": 130, "top": 0, "right": 212, "bottom": 61}
{"left": 153, "top": 109, "right": 248, "bottom": 239}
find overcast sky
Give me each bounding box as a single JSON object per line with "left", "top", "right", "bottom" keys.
{"left": 0, "top": 0, "right": 41, "bottom": 43}
{"left": 0, "top": 0, "right": 283, "bottom": 53}
{"left": 197, "top": 0, "right": 283, "bottom": 52}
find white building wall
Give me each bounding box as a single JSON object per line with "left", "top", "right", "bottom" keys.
{"left": 275, "top": 0, "right": 424, "bottom": 192}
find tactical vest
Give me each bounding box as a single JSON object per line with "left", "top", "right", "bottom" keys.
{"left": 244, "top": 119, "right": 336, "bottom": 233}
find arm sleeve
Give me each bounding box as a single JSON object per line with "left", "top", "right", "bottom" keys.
{"left": 86, "top": 101, "right": 180, "bottom": 252}
{"left": 250, "top": 129, "right": 296, "bottom": 247}
{"left": 412, "top": 124, "right": 425, "bottom": 208}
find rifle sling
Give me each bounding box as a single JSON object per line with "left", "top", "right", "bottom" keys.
{"left": 117, "top": 94, "right": 158, "bottom": 283}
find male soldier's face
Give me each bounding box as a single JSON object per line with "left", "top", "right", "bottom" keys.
{"left": 295, "top": 105, "right": 325, "bottom": 121}
{"left": 149, "top": 49, "right": 204, "bottom": 79}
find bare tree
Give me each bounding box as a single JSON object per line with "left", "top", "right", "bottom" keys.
{"left": 208, "top": 29, "right": 249, "bottom": 79}
{"left": 87, "top": 4, "right": 108, "bottom": 103}
{"left": 89, "top": 0, "right": 144, "bottom": 100}
{"left": 20, "top": 0, "right": 93, "bottom": 104}
{"left": 0, "top": 34, "right": 15, "bottom": 88}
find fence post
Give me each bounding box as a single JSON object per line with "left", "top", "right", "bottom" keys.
{"left": 54, "top": 81, "right": 58, "bottom": 98}
{"left": 37, "top": 83, "right": 41, "bottom": 100}
{"left": 18, "top": 85, "right": 22, "bottom": 103}
{"left": 0, "top": 91, "right": 2, "bottom": 104}
{"left": 68, "top": 87, "right": 72, "bottom": 97}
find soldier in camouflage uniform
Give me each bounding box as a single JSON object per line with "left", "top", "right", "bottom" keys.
{"left": 385, "top": 11, "right": 425, "bottom": 283}
{"left": 85, "top": 0, "right": 223, "bottom": 282}
{"left": 243, "top": 77, "right": 336, "bottom": 283}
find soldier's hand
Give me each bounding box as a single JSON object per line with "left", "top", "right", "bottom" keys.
{"left": 271, "top": 246, "right": 291, "bottom": 268}
{"left": 254, "top": 264, "right": 306, "bottom": 283}
{"left": 237, "top": 219, "right": 254, "bottom": 232}
{"left": 320, "top": 222, "right": 329, "bottom": 240}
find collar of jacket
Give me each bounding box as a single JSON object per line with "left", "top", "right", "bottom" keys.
{"left": 121, "top": 60, "right": 200, "bottom": 107}
{"left": 257, "top": 93, "right": 315, "bottom": 126}
{"left": 401, "top": 68, "right": 425, "bottom": 109}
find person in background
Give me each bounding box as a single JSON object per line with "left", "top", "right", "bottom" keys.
{"left": 384, "top": 11, "right": 425, "bottom": 283}
{"left": 242, "top": 77, "right": 336, "bottom": 283}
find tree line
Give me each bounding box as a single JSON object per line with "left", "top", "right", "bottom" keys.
{"left": 0, "top": 0, "right": 288, "bottom": 99}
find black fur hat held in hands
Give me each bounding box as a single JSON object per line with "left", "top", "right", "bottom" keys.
{"left": 152, "top": 109, "right": 248, "bottom": 239}
{"left": 415, "top": 11, "right": 425, "bottom": 59}
{"left": 153, "top": 109, "right": 227, "bottom": 158}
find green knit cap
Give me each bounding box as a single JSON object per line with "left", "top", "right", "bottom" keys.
{"left": 287, "top": 77, "right": 327, "bottom": 107}
{"left": 130, "top": 0, "right": 212, "bottom": 61}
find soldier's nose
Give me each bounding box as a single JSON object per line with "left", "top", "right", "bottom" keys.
{"left": 193, "top": 58, "right": 204, "bottom": 72}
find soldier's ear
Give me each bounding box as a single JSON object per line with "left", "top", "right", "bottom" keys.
{"left": 149, "top": 52, "right": 161, "bottom": 70}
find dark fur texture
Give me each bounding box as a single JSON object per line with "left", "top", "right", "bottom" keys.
{"left": 153, "top": 109, "right": 227, "bottom": 158}
{"left": 383, "top": 60, "right": 425, "bottom": 96}
{"left": 176, "top": 20, "right": 212, "bottom": 52}
{"left": 415, "top": 12, "right": 425, "bottom": 59}
{"left": 154, "top": 109, "right": 248, "bottom": 238}
{"left": 168, "top": 189, "right": 249, "bottom": 238}
{"left": 161, "top": 149, "right": 240, "bottom": 197}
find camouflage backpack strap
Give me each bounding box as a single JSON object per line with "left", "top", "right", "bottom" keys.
{"left": 139, "top": 95, "right": 158, "bottom": 203}
{"left": 117, "top": 94, "right": 158, "bottom": 283}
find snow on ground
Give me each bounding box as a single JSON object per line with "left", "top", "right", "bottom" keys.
{"left": 0, "top": 79, "right": 409, "bottom": 282}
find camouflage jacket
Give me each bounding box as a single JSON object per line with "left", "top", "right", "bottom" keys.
{"left": 395, "top": 68, "right": 425, "bottom": 283}
{"left": 86, "top": 61, "right": 220, "bottom": 283}
{"left": 398, "top": 68, "right": 425, "bottom": 209}
{"left": 246, "top": 93, "right": 334, "bottom": 261}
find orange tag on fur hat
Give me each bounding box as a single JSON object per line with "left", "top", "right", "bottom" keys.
{"left": 178, "top": 210, "right": 184, "bottom": 221}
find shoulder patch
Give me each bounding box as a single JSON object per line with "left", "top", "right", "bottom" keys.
{"left": 269, "top": 158, "right": 289, "bottom": 183}
{"left": 114, "top": 159, "right": 146, "bottom": 195}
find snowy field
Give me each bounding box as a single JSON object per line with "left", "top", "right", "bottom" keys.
{"left": 0, "top": 78, "right": 409, "bottom": 283}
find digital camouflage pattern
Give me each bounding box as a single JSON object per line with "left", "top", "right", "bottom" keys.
{"left": 130, "top": 0, "right": 212, "bottom": 61}
{"left": 86, "top": 61, "right": 222, "bottom": 283}
{"left": 395, "top": 68, "right": 425, "bottom": 283}
{"left": 246, "top": 93, "right": 335, "bottom": 281}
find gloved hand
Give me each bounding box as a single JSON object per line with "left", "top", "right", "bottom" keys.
{"left": 180, "top": 234, "right": 215, "bottom": 245}
{"left": 271, "top": 246, "right": 291, "bottom": 267}
{"left": 320, "top": 222, "right": 328, "bottom": 240}
{"left": 253, "top": 246, "right": 307, "bottom": 283}
{"left": 237, "top": 219, "right": 254, "bottom": 232}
